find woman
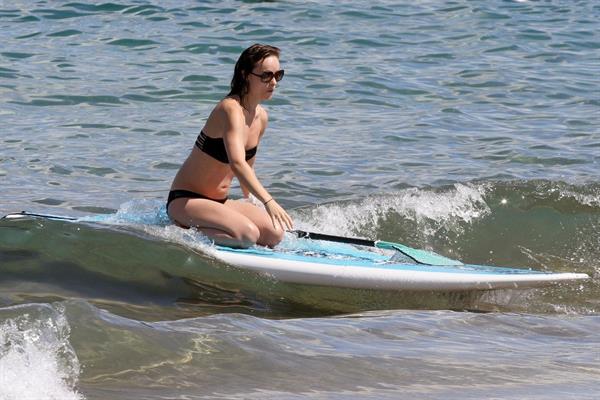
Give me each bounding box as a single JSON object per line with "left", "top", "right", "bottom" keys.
{"left": 167, "top": 44, "right": 293, "bottom": 248}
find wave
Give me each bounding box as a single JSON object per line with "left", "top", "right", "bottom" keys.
{"left": 2, "top": 298, "right": 599, "bottom": 400}
{"left": 0, "top": 179, "right": 598, "bottom": 317}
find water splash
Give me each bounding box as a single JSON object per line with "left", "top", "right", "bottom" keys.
{"left": 79, "top": 199, "right": 217, "bottom": 257}
{"left": 557, "top": 186, "right": 600, "bottom": 209}
{"left": 80, "top": 199, "right": 170, "bottom": 226}
{"left": 0, "top": 304, "right": 83, "bottom": 400}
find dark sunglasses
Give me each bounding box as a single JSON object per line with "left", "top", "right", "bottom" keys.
{"left": 249, "top": 69, "right": 285, "bottom": 83}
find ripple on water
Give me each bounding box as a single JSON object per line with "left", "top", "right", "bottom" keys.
{"left": 0, "top": 0, "right": 599, "bottom": 208}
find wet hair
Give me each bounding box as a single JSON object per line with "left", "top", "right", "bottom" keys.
{"left": 228, "top": 43, "right": 281, "bottom": 101}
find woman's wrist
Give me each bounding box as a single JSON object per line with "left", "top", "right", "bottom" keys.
{"left": 263, "top": 198, "right": 274, "bottom": 205}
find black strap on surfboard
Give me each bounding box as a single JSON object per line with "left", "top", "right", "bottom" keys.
{"left": 293, "top": 230, "right": 376, "bottom": 247}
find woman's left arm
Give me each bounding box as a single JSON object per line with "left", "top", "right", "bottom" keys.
{"left": 241, "top": 108, "right": 266, "bottom": 199}
{"left": 240, "top": 158, "right": 254, "bottom": 199}
{"left": 236, "top": 108, "right": 292, "bottom": 230}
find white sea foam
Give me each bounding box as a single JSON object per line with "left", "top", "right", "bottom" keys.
{"left": 558, "top": 188, "right": 600, "bottom": 208}
{"left": 0, "top": 305, "right": 83, "bottom": 400}
{"left": 296, "top": 183, "right": 491, "bottom": 238}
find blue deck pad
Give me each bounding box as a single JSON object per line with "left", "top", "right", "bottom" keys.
{"left": 278, "top": 236, "right": 392, "bottom": 262}
{"left": 217, "top": 241, "right": 545, "bottom": 276}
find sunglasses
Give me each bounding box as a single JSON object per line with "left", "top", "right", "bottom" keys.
{"left": 249, "top": 69, "right": 285, "bottom": 83}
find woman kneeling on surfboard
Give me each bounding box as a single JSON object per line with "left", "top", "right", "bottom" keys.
{"left": 167, "top": 43, "right": 293, "bottom": 248}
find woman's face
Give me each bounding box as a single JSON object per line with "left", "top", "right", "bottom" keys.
{"left": 247, "top": 55, "right": 281, "bottom": 101}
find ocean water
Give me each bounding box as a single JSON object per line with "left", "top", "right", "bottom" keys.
{"left": 1, "top": 1, "right": 599, "bottom": 399}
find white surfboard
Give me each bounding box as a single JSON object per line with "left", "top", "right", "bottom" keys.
{"left": 212, "top": 243, "right": 589, "bottom": 291}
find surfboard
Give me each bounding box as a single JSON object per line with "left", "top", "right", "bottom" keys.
{"left": 2, "top": 211, "right": 590, "bottom": 291}
{"left": 211, "top": 242, "right": 589, "bottom": 291}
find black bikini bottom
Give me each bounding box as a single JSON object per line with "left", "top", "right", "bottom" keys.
{"left": 166, "top": 189, "right": 228, "bottom": 211}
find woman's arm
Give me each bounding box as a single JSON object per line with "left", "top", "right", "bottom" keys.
{"left": 240, "top": 158, "right": 254, "bottom": 199}
{"left": 222, "top": 102, "right": 293, "bottom": 230}
{"left": 240, "top": 108, "right": 265, "bottom": 199}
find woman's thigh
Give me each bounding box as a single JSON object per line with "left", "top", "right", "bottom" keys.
{"left": 168, "top": 198, "right": 259, "bottom": 247}
{"left": 225, "top": 199, "right": 284, "bottom": 247}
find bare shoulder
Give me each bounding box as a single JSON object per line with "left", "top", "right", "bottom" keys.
{"left": 256, "top": 105, "right": 269, "bottom": 137}
{"left": 258, "top": 104, "right": 269, "bottom": 125}
{"left": 211, "top": 97, "right": 244, "bottom": 126}
{"left": 217, "top": 97, "right": 243, "bottom": 115}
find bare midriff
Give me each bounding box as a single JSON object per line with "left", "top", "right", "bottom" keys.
{"left": 170, "top": 148, "right": 237, "bottom": 199}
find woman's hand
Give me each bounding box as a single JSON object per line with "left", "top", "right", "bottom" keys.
{"left": 264, "top": 198, "right": 294, "bottom": 231}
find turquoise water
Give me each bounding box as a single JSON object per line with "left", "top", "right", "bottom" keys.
{"left": 1, "top": 1, "right": 599, "bottom": 399}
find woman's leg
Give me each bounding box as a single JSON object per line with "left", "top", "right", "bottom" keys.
{"left": 224, "top": 200, "right": 284, "bottom": 247}
{"left": 168, "top": 198, "right": 260, "bottom": 248}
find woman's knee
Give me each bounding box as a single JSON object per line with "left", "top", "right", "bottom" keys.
{"left": 235, "top": 221, "right": 260, "bottom": 246}
{"left": 259, "top": 225, "right": 284, "bottom": 247}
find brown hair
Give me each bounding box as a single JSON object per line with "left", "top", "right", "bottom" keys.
{"left": 228, "top": 43, "right": 281, "bottom": 101}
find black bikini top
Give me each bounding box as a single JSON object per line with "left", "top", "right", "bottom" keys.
{"left": 195, "top": 131, "right": 257, "bottom": 164}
